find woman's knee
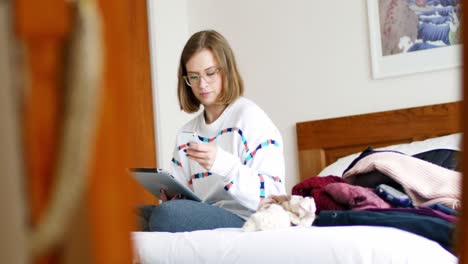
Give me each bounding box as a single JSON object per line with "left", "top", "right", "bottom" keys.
{"left": 148, "top": 200, "right": 198, "bottom": 232}
{"left": 148, "top": 200, "right": 245, "bottom": 232}
{"left": 153, "top": 200, "right": 198, "bottom": 216}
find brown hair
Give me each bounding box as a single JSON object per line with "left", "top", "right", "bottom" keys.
{"left": 177, "top": 30, "right": 244, "bottom": 113}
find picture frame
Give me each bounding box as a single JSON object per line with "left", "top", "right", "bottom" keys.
{"left": 367, "top": 0, "right": 462, "bottom": 79}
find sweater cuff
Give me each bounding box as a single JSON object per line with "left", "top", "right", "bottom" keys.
{"left": 210, "top": 146, "right": 239, "bottom": 181}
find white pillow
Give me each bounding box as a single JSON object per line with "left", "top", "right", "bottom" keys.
{"left": 318, "top": 133, "right": 462, "bottom": 177}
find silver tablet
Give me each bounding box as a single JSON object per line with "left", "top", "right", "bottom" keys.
{"left": 130, "top": 168, "right": 201, "bottom": 202}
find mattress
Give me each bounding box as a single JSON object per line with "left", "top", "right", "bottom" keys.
{"left": 132, "top": 225, "right": 457, "bottom": 264}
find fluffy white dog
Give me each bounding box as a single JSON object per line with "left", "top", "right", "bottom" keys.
{"left": 243, "top": 195, "right": 316, "bottom": 232}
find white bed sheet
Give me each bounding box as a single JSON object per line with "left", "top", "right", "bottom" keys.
{"left": 132, "top": 226, "right": 457, "bottom": 264}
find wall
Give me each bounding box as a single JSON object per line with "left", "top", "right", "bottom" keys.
{"left": 147, "top": 0, "right": 193, "bottom": 168}
{"left": 148, "top": 0, "right": 462, "bottom": 192}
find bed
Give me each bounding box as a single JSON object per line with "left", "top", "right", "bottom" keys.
{"left": 132, "top": 101, "right": 461, "bottom": 264}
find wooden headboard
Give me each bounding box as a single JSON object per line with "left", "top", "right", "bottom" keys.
{"left": 296, "top": 102, "right": 462, "bottom": 181}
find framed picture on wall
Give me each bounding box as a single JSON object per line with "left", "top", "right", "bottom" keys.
{"left": 367, "top": 0, "right": 462, "bottom": 79}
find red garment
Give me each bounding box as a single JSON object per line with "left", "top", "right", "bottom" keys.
{"left": 324, "top": 182, "right": 391, "bottom": 210}
{"left": 292, "top": 176, "right": 346, "bottom": 213}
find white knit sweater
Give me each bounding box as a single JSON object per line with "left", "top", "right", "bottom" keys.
{"left": 170, "top": 97, "right": 286, "bottom": 219}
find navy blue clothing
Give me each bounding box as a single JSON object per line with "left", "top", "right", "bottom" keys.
{"left": 314, "top": 210, "right": 454, "bottom": 254}
{"left": 427, "top": 203, "right": 458, "bottom": 216}
{"left": 365, "top": 207, "right": 456, "bottom": 223}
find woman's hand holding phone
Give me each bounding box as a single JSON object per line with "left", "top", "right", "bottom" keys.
{"left": 186, "top": 142, "right": 218, "bottom": 170}
{"left": 181, "top": 131, "right": 218, "bottom": 170}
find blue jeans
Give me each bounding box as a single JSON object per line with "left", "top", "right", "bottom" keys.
{"left": 138, "top": 200, "right": 245, "bottom": 232}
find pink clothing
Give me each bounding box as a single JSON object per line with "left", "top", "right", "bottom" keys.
{"left": 324, "top": 182, "right": 391, "bottom": 210}
{"left": 343, "top": 152, "right": 461, "bottom": 209}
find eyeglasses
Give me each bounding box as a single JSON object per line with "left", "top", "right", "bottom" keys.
{"left": 183, "top": 67, "right": 221, "bottom": 87}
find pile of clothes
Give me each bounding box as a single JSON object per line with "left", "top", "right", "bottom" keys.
{"left": 292, "top": 148, "right": 461, "bottom": 254}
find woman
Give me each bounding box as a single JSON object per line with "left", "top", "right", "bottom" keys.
{"left": 144, "top": 30, "right": 286, "bottom": 232}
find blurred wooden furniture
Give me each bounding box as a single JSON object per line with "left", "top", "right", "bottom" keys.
{"left": 15, "top": 0, "right": 156, "bottom": 263}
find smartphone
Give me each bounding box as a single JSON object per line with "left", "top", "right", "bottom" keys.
{"left": 376, "top": 184, "right": 412, "bottom": 207}
{"left": 180, "top": 131, "right": 199, "bottom": 144}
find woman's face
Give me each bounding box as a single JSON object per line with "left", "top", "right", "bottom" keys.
{"left": 185, "top": 49, "right": 223, "bottom": 108}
